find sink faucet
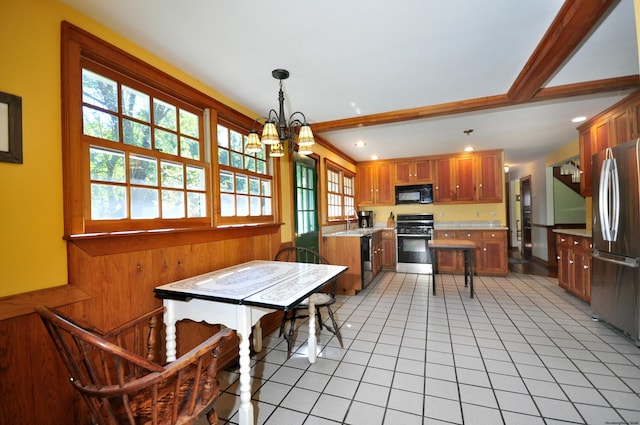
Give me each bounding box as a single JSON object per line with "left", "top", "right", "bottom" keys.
{"left": 346, "top": 209, "right": 356, "bottom": 231}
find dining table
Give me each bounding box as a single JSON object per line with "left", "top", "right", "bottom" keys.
{"left": 154, "top": 259, "right": 348, "bottom": 425}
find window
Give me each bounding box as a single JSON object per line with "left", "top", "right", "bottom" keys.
{"left": 217, "top": 122, "right": 273, "bottom": 222}
{"left": 326, "top": 161, "right": 355, "bottom": 220}
{"left": 62, "top": 23, "right": 276, "bottom": 235}
{"left": 83, "top": 68, "right": 208, "bottom": 225}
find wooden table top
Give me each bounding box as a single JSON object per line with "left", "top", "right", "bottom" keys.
{"left": 428, "top": 239, "right": 477, "bottom": 249}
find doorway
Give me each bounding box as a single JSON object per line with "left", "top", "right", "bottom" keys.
{"left": 520, "top": 175, "right": 532, "bottom": 259}
{"left": 293, "top": 153, "right": 320, "bottom": 253}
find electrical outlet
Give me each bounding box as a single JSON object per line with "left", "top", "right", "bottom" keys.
{"left": 476, "top": 211, "right": 480, "bottom": 217}
{"left": 490, "top": 211, "right": 497, "bottom": 217}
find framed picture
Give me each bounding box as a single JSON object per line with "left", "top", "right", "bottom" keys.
{"left": 0, "top": 91, "right": 23, "bottom": 164}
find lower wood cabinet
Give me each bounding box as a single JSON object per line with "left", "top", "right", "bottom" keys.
{"left": 433, "top": 229, "right": 508, "bottom": 275}
{"left": 381, "top": 229, "right": 396, "bottom": 270}
{"left": 322, "top": 230, "right": 385, "bottom": 295}
{"left": 556, "top": 233, "right": 592, "bottom": 303}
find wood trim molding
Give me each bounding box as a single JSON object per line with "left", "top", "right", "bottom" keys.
{"left": 0, "top": 285, "right": 90, "bottom": 321}
{"left": 66, "top": 223, "right": 282, "bottom": 256}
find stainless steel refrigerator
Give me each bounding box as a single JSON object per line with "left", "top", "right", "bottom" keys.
{"left": 592, "top": 138, "right": 640, "bottom": 345}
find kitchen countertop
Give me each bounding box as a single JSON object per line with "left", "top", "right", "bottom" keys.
{"left": 323, "top": 228, "right": 383, "bottom": 237}
{"left": 552, "top": 228, "right": 592, "bottom": 238}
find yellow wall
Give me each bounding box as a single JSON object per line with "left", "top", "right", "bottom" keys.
{"left": 0, "top": 0, "right": 253, "bottom": 297}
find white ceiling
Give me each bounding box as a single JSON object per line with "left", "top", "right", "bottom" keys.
{"left": 60, "top": 0, "right": 639, "bottom": 167}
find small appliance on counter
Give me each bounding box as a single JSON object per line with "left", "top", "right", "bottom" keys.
{"left": 358, "top": 210, "right": 374, "bottom": 228}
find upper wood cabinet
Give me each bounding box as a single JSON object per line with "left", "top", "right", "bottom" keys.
{"left": 394, "top": 159, "right": 432, "bottom": 185}
{"left": 357, "top": 162, "right": 394, "bottom": 205}
{"left": 476, "top": 151, "right": 503, "bottom": 202}
{"left": 357, "top": 150, "right": 502, "bottom": 206}
{"left": 434, "top": 151, "right": 502, "bottom": 203}
{"left": 578, "top": 89, "right": 640, "bottom": 197}
{"left": 434, "top": 157, "right": 455, "bottom": 202}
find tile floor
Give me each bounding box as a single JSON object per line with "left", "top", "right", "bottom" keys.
{"left": 208, "top": 271, "right": 640, "bottom": 425}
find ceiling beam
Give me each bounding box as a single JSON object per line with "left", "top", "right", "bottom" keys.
{"left": 507, "top": 0, "right": 619, "bottom": 102}
{"left": 311, "top": 76, "right": 640, "bottom": 133}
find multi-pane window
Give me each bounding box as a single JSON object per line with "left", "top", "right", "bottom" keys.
{"left": 326, "top": 162, "right": 355, "bottom": 220}
{"left": 82, "top": 67, "right": 208, "bottom": 229}
{"left": 217, "top": 123, "right": 273, "bottom": 219}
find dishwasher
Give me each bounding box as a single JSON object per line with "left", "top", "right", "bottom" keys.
{"left": 361, "top": 235, "right": 373, "bottom": 288}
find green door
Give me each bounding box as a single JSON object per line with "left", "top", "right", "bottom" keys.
{"left": 293, "top": 153, "right": 319, "bottom": 253}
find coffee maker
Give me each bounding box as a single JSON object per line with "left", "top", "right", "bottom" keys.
{"left": 358, "top": 210, "right": 374, "bottom": 228}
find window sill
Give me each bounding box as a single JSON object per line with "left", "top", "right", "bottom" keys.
{"left": 65, "top": 223, "right": 282, "bottom": 256}
{"left": 0, "top": 285, "right": 90, "bottom": 321}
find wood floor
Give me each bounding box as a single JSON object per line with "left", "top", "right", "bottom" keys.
{"left": 507, "top": 248, "right": 557, "bottom": 278}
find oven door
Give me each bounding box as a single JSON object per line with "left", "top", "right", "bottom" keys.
{"left": 396, "top": 234, "right": 433, "bottom": 274}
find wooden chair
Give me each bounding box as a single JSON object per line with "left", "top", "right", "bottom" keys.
{"left": 274, "top": 246, "right": 344, "bottom": 357}
{"left": 35, "top": 305, "right": 232, "bottom": 425}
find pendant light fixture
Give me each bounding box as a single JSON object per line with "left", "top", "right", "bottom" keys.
{"left": 245, "top": 69, "right": 315, "bottom": 157}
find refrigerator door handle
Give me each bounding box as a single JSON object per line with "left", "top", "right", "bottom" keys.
{"left": 592, "top": 251, "right": 640, "bottom": 268}
{"left": 610, "top": 157, "right": 620, "bottom": 241}
{"left": 598, "top": 157, "right": 613, "bottom": 241}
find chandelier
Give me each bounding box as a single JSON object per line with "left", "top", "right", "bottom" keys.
{"left": 245, "top": 69, "right": 315, "bottom": 157}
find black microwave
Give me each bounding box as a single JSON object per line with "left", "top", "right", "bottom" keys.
{"left": 395, "top": 184, "right": 433, "bottom": 204}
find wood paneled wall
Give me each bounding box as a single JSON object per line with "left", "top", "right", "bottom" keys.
{"left": 0, "top": 227, "right": 283, "bottom": 425}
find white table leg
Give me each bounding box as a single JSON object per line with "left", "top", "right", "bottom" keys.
{"left": 164, "top": 300, "right": 177, "bottom": 362}
{"left": 308, "top": 294, "right": 317, "bottom": 363}
{"left": 236, "top": 307, "right": 254, "bottom": 425}
{"left": 253, "top": 320, "right": 262, "bottom": 353}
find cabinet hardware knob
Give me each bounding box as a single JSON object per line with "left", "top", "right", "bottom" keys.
{"left": 557, "top": 256, "right": 561, "bottom": 259}
{"left": 569, "top": 260, "right": 574, "bottom": 264}
{"left": 573, "top": 240, "right": 579, "bottom": 245}
{"left": 583, "top": 265, "right": 589, "bottom": 269}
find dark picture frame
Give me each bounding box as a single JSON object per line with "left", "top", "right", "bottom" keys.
{"left": 0, "top": 91, "right": 23, "bottom": 164}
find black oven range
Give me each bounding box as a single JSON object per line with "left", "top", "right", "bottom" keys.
{"left": 396, "top": 213, "right": 434, "bottom": 274}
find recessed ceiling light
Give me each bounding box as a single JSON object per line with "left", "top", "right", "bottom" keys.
{"left": 572, "top": 116, "right": 587, "bottom": 123}
{"left": 464, "top": 146, "right": 475, "bottom": 152}
{"left": 371, "top": 155, "right": 379, "bottom": 160}
{"left": 355, "top": 141, "right": 366, "bottom": 148}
